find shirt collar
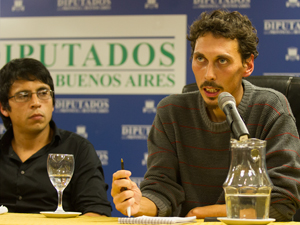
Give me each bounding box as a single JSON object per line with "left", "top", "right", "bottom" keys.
{"left": 0, "top": 120, "right": 62, "bottom": 149}
{"left": 48, "top": 120, "right": 61, "bottom": 146}
{"left": 0, "top": 125, "right": 13, "bottom": 150}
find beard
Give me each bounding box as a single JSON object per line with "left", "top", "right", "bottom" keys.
{"left": 204, "top": 100, "right": 219, "bottom": 110}
{"left": 199, "top": 81, "right": 223, "bottom": 110}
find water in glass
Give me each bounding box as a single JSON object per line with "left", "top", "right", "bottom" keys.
{"left": 223, "top": 139, "right": 273, "bottom": 219}
{"left": 47, "top": 154, "right": 74, "bottom": 213}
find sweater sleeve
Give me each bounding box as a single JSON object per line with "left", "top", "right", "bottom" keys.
{"left": 140, "top": 110, "right": 185, "bottom": 217}
{"left": 263, "top": 113, "right": 300, "bottom": 221}
{"left": 241, "top": 82, "right": 300, "bottom": 221}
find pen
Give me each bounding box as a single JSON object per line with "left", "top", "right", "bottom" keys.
{"left": 121, "top": 158, "right": 131, "bottom": 217}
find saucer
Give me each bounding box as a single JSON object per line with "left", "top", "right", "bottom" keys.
{"left": 217, "top": 217, "right": 275, "bottom": 225}
{"left": 40, "top": 211, "right": 82, "bottom": 218}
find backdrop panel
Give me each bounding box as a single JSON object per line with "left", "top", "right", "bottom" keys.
{"left": 0, "top": 0, "right": 299, "bottom": 217}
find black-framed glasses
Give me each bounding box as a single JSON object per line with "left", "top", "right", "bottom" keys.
{"left": 8, "top": 89, "right": 54, "bottom": 103}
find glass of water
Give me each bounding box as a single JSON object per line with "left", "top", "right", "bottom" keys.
{"left": 47, "top": 154, "right": 74, "bottom": 213}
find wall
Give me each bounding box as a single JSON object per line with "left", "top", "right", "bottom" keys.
{"left": 0, "top": 0, "right": 299, "bottom": 217}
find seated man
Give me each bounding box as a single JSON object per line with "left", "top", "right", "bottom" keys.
{"left": 0, "top": 58, "right": 112, "bottom": 216}
{"left": 111, "top": 9, "right": 300, "bottom": 221}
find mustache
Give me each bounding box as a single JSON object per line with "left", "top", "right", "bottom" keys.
{"left": 200, "top": 81, "right": 223, "bottom": 90}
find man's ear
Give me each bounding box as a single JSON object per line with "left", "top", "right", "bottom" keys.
{"left": 0, "top": 103, "right": 9, "bottom": 117}
{"left": 243, "top": 54, "right": 254, "bottom": 78}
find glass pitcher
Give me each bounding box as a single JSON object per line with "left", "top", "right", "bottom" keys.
{"left": 223, "top": 138, "right": 273, "bottom": 219}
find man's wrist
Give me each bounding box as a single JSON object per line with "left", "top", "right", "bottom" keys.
{"left": 133, "top": 196, "right": 158, "bottom": 217}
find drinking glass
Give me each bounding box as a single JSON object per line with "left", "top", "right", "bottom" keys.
{"left": 47, "top": 154, "right": 74, "bottom": 213}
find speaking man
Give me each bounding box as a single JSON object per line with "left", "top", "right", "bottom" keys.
{"left": 111, "top": 9, "right": 300, "bottom": 221}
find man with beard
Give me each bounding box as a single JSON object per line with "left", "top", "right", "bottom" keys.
{"left": 111, "top": 9, "right": 300, "bottom": 221}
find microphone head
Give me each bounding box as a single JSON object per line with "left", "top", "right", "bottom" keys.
{"left": 218, "top": 92, "right": 236, "bottom": 110}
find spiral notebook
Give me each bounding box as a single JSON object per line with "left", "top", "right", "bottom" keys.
{"left": 118, "top": 215, "right": 196, "bottom": 224}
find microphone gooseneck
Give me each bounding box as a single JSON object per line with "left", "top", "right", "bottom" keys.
{"left": 218, "top": 92, "right": 249, "bottom": 141}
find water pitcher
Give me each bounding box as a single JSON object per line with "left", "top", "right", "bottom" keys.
{"left": 223, "top": 138, "right": 273, "bottom": 219}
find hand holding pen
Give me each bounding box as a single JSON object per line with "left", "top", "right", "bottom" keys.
{"left": 111, "top": 160, "right": 142, "bottom": 217}
{"left": 121, "top": 158, "right": 131, "bottom": 217}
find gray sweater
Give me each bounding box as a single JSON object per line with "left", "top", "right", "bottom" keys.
{"left": 140, "top": 80, "right": 300, "bottom": 221}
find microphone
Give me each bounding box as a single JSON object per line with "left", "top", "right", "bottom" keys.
{"left": 218, "top": 92, "right": 249, "bottom": 141}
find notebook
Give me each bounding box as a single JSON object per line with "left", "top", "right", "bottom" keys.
{"left": 118, "top": 215, "right": 197, "bottom": 224}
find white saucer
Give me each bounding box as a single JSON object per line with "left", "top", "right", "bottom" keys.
{"left": 217, "top": 217, "right": 275, "bottom": 225}
{"left": 40, "top": 211, "right": 82, "bottom": 218}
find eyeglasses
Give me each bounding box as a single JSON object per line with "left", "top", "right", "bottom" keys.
{"left": 8, "top": 89, "right": 54, "bottom": 103}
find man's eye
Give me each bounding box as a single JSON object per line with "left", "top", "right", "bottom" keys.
{"left": 197, "top": 56, "right": 204, "bottom": 62}
{"left": 38, "top": 90, "right": 48, "bottom": 96}
{"left": 219, "top": 58, "right": 227, "bottom": 64}
{"left": 16, "top": 92, "right": 29, "bottom": 99}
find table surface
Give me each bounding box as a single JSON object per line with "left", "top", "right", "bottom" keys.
{"left": 0, "top": 213, "right": 299, "bottom": 225}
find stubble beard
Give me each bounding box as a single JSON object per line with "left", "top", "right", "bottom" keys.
{"left": 204, "top": 98, "right": 219, "bottom": 110}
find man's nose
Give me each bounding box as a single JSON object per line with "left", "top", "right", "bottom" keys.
{"left": 29, "top": 93, "right": 41, "bottom": 107}
{"left": 204, "top": 63, "right": 216, "bottom": 81}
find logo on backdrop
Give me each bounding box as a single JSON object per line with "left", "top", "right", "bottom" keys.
{"left": 96, "top": 150, "right": 109, "bottom": 165}
{"left": 286, "top": 0, "right": 300, "bottom": 7}
{"left": 145, "top": 0, "right": 159, "bottom": 9}
{"left": 0, "top": 124, "right": 6, "bottom": 134}
{"left": 143, "top": 100, "right": 156, "bottom": 113}
{"left": 121, "top": 125, "right": 152, "bottom": 140}
{"left": 141, "top": 152, "right": 148, "bottom": 166}
{"left": 55, "top": 98, "right": 109, "bottom": 113}
{"left": 0, "top": 15, "right": 186, "bottom": 95}
{"left": 57, "top": 0, "right": 111, "bottom": 11}
{"left": 285, "top": 47, "right": 300, "bottom": 61}
{"left": 76, "top": 125, "right": 88, "bottom": 138}
{"left": 131, "top": 177, "right": 144, "bottom": 188}
{"left": 264, "top": 20, "right": 300, "bottom": 35}
{"left": 11, "top": 0, "right": 25, "bottom": 11}
{"left": 193, "top": 0, "right": 251, "bottom": 9}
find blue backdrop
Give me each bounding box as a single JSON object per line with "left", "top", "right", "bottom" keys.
{"left": 0, "top": 0, "right": 299, "bottom": 217}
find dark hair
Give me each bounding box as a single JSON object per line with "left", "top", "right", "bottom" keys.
{"left": 187, "top": 9, "right": 259, "bottom": 63}
{"left": 0, "top": 58, "right": 55, "bottom": 128}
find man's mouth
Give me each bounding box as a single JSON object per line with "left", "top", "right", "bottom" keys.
{"left": 30, "top": 113, "right": 43, "bottom": 119}
{"left": 204, "top": 88, "right": 219, "bottom": 93}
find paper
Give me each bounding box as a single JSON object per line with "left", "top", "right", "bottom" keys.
{"left": 118, "top": 215, "right": 196, "bottom": 224}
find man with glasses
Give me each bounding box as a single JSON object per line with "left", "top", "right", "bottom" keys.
{"left": 0, "top": 58, "right": 112, "bottom": 216}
